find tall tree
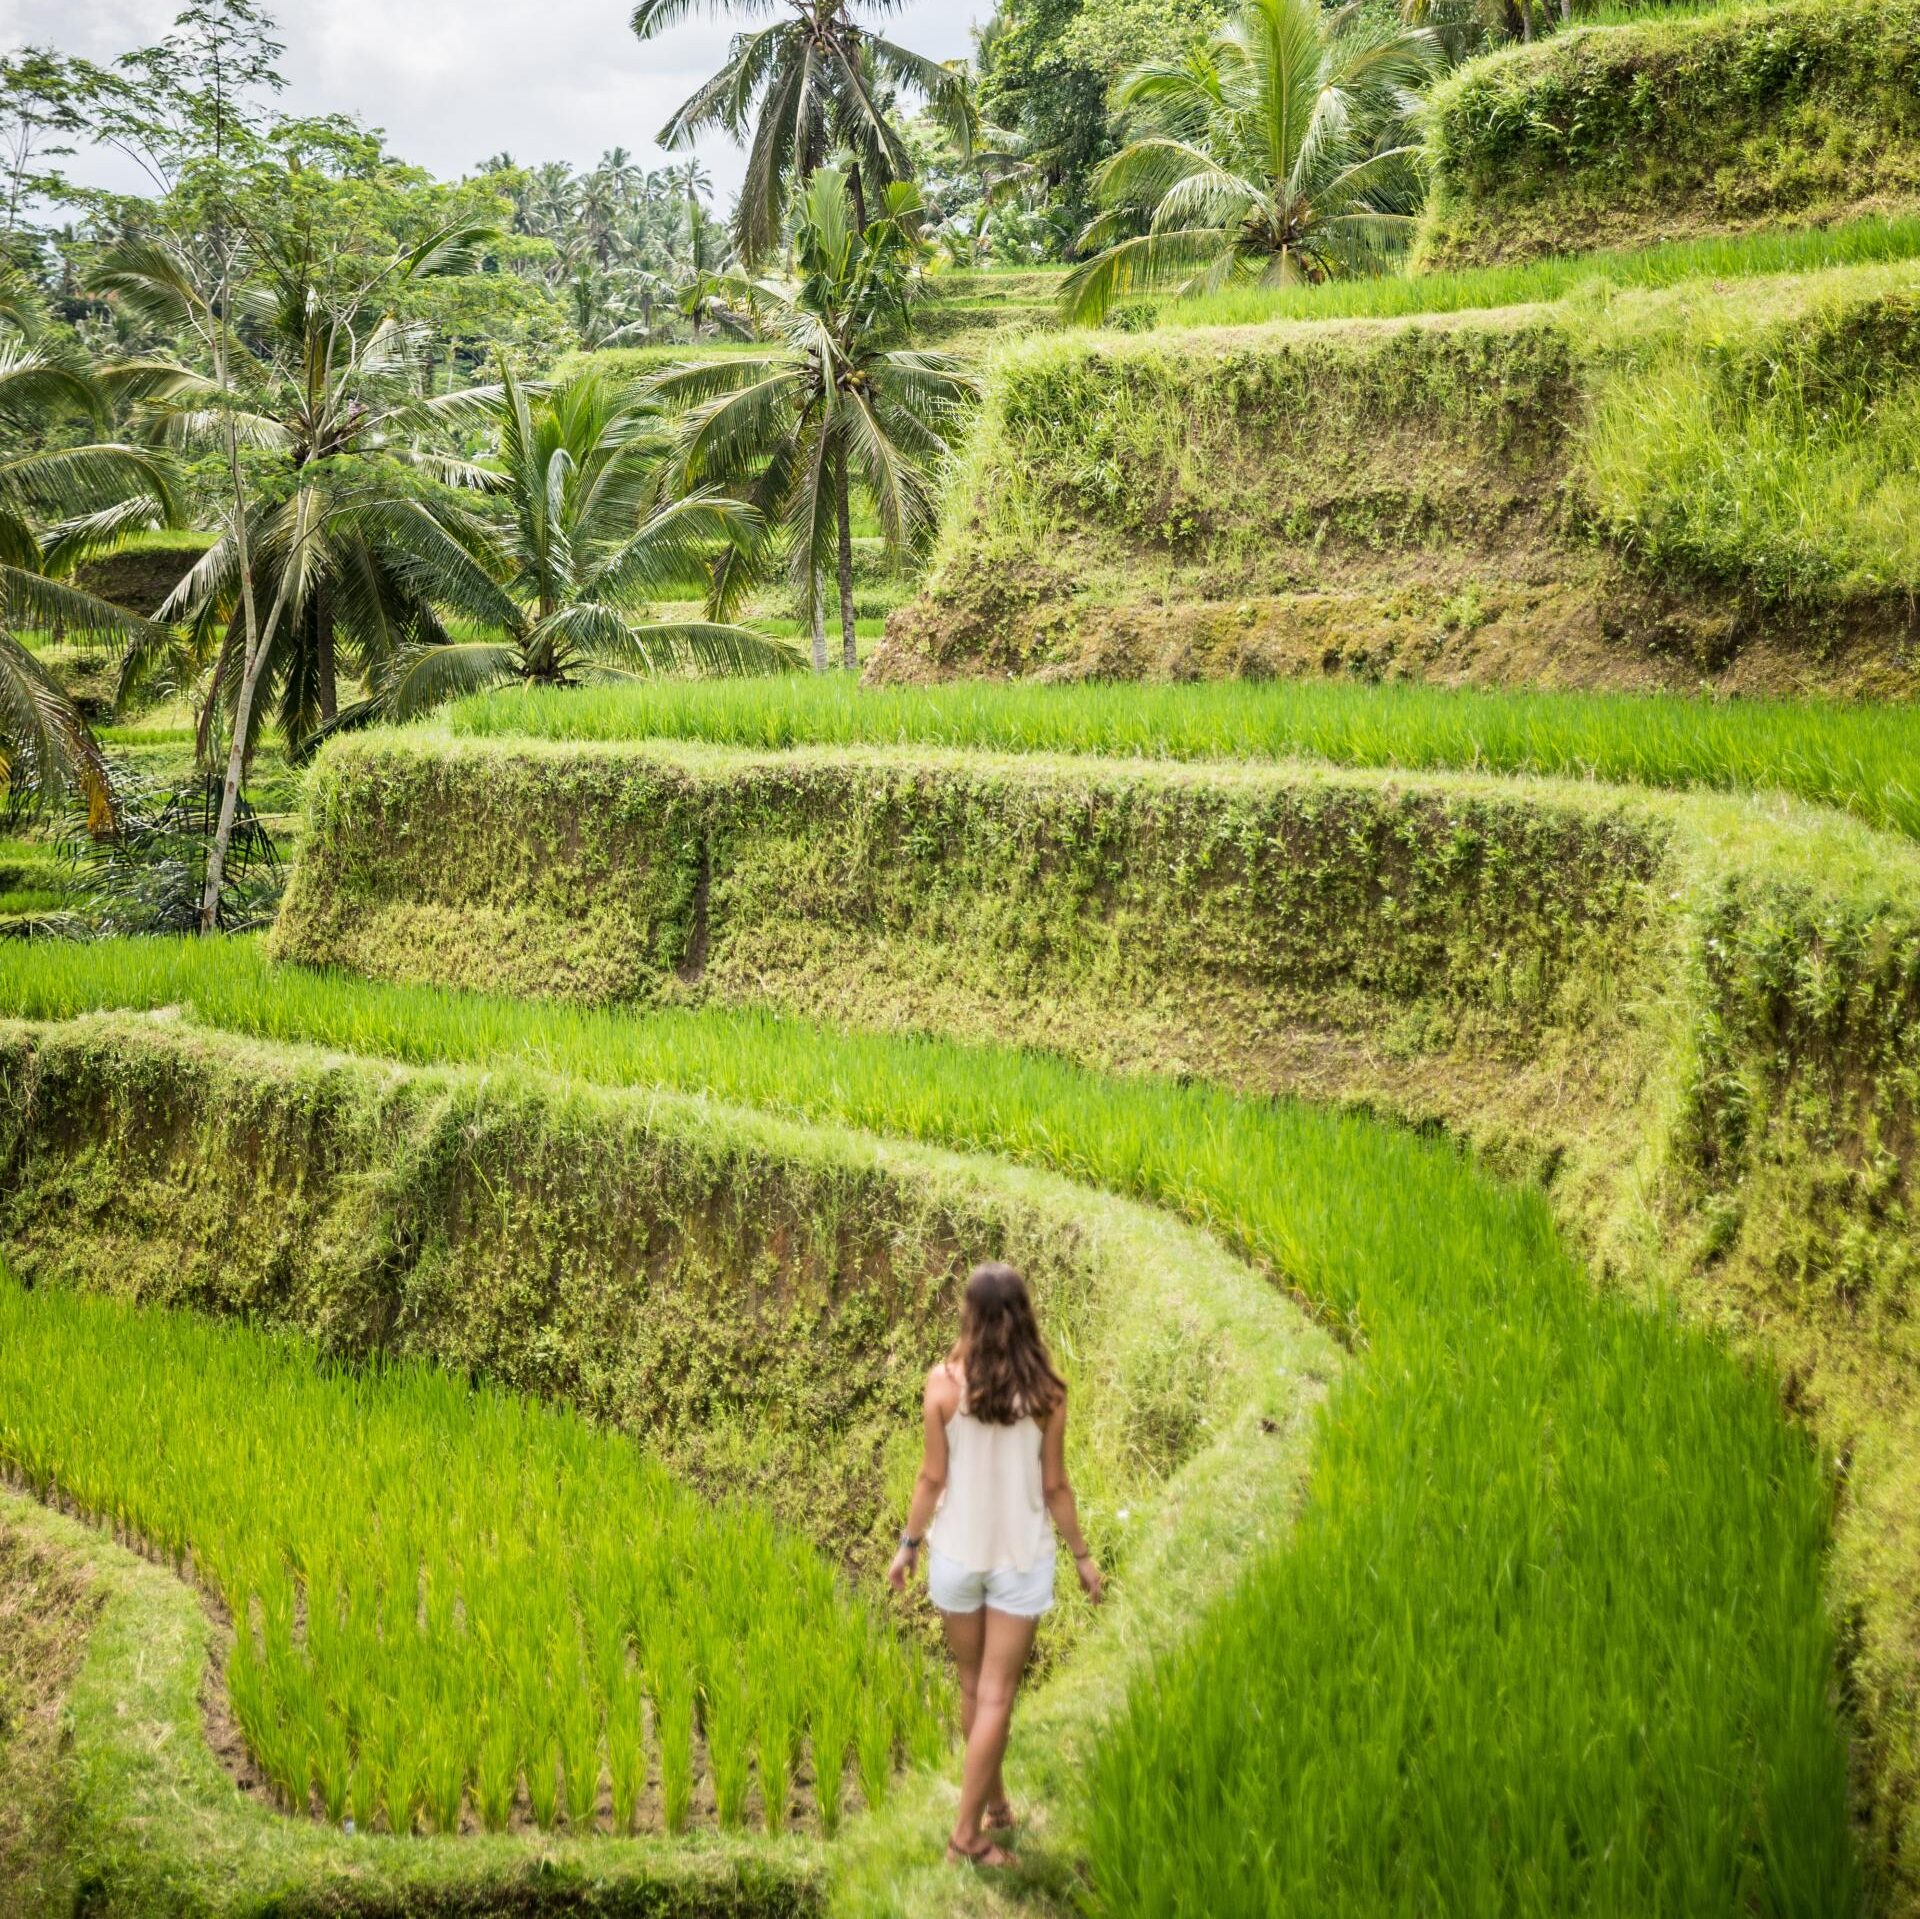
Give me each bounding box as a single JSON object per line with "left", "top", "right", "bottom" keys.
{"left": 655, "top": 167, "right": 974, "bottom": 670}
{"left": 1061, "top": 0, "right": 1436, "bottom": 322}
{"left": 631, "top": 0, "right": 978, "bottom": 261}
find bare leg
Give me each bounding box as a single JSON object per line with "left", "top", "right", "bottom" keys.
{"left": 950, "top": 1607, "right": 1038, "bottom": 1857}
{"left": 940, "top": 1607, "right": 1011, "bottom": 1824}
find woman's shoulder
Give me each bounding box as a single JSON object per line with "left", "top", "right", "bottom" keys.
{"left": 924, "top": 1359, "right": 964, "bottom": 1412}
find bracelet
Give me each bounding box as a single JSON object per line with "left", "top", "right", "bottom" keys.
{"left": 900, "top": 1533, "right": 921, "bottom": 1553}
{"left": 1073, "top": 1550, "right": 1095, "bottom": 1565}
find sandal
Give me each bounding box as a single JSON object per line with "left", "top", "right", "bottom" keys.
{"left": 984, "top": 1799, "right": 1017, "bottom": 1835}
{"left": 947, "top": 1834, "right": 1015, "bottom": 1869}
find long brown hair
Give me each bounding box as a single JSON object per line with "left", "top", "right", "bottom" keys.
{"left": 952, "top": 1262, "right": 1065, "bottom": 1425}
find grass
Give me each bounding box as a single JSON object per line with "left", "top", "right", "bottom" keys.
{"left": 0, "top": 1267, "right": 943, "bottom": 1842}
{"left": 1132, "top": 213, "right": 1920, "bottom": 331}
{"left": 443, "top": 676, "right": 1920, "bottom": 840}
{"left": 0, "top": 937, "right": 1859, "bottom": 1912}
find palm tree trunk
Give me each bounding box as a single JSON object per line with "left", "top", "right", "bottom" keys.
{"left": 849, "top": 163, "right": 869, "bottom": 234}
{"left": 811, "top": 570, "right": 828, "bottom": 673}
{"left": 834, "top": 452, "right": 857, "bottom": 672}
{"left": 315, "top": 583, "right": 337, "bottom": 724}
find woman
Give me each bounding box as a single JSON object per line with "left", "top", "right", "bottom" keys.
{"left": 888, "top": 1261, "right": 1103, "bottom": 1868}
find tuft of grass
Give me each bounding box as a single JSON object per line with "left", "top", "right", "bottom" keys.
{"left": 443, "top": 676, "right": 1920, "bottom": 841}
{"left": 0, "top": 939, "right": 1860, "bottom": 1911}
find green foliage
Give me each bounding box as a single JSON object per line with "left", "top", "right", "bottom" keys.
{"left": 1417, "top": 0, "right": 1920, "bottom": 268}
{"left": 0, "top": 1271, "right": 940, "bottom": 1838}
{"left": 653, "top": 171, "right": 977, "bottom": 669}
{"left": 1062, "top": 0, "right": 1439, "bottom": 321}
{"left": 631, "top": 0, "right": 976, "bottom": 265}
{"left": 446, "top": 674, "right": 1920, "bottom": 842}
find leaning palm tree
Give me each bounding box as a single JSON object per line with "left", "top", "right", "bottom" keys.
{"left": 632, "top": 0, "right": 977, "bottom": 262}
{"left": 323, "top": 362, "right": 794, "bottom": 728}
{"left": 0, "top": 342, "right": 177, "bottom": 822}
{"left": 1061, "top": 0, "right": 1439, "bottom": 324}
{"left": 653, "top": 167, "right": 975, "bottom": 670}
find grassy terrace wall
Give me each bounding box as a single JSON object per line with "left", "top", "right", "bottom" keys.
{"left": 278, "top": 727, "right": 1920, "bottom": 1894}
{"left": 1416, "top": 0, "right": 1920, "bottom": 270}
{"left": 0, "top": 1017, "right": 1326, "bottom": 1915}
{"left": 880, "top": 263, "right": 1920, "bottom": 696}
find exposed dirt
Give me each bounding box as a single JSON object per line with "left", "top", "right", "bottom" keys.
{"left": 874, "top": 567, "right": 1920, "bottom": 702}
{"left": 0, "top": 1518, "right": 102, "bottom": 1914}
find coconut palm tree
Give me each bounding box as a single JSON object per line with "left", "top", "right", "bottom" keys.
{"left": 0, "top": 341, "right": 176, "bottom": 821}
{"left": 93, "top": 221, "right": 494, "bottom": 761}
{"left": 322, "top": 362, "right": 794, "bottom": 727}
{"left": 1061, "top": 0, "right": 1438, "bottom": 324}
{"left": 653, "top": 166, "right": 974, "bottom": 671}
{"left": 631, "top": 0, "right": 977, "bottom": 262}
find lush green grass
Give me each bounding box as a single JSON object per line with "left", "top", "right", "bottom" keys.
{"left": 0, "top": 938, "right": 1857, "bottom": 1912}
{"left": 0, "top": 1267, "right": 942, "bottom": 1842}
{"left": 444, "top": 676, "right": 1920, "bottom": 839}
{"left": 1134, "top": 214, "right": 1920, "bottom": 331}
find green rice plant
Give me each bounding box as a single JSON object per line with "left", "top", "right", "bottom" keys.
{"left": 652, "top": 1659, "right": 698, "bottom": 1836}
{"left": 474, "top": 1723, "right": 519, "bottom": 1834}
{"left": 755, "top": 1694, "right": 794, "bottom": 1835}
{"left": 702, "top": 1668, "right": 753, "bottom": 1832}
{"left": 525, "top": 1733, "right": 562, "bottom": 1833}
{"left": 346, "top": 1753, "right": 379, "bottom": 1835}
{"left": 0, "top": 1270, "right": 940, "bottom": 1846}
{"left": 422, "top": 1723, "right": 467, "bottom": 1836}
{"left": 807, "top": 1679, "right": 853, "bottom": 1837}
{"left": 445, "top": 676, "right": 1920, "bottom": 843}
{"left": 605, "top": 1676, "right": 646, "bottom": 1836}
{"left": 854, "top": 1686, "right": 896, "bottom": 1817}
{"left": 560, "top": 1695, "right": 603, "bottom": 1832}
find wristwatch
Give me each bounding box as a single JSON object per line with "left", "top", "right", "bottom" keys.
{"left": 899, "top": 1532, "right": 921, "bottom": 1553}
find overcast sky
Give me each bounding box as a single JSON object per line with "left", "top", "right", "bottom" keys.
{"left": 1, "top": 0, "right": 985, "bottom": 200}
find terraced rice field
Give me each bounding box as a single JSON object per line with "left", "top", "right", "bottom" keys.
{"left": 0, "top": 1274, "right": 943, "bottom": 1839}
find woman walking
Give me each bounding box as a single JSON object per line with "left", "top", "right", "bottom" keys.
{"left": 888, "top": 1262, "right": 1103, "bottom": 1868}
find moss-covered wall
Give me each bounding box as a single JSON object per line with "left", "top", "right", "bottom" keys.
{"left": 0, "top": 1015, "right": 1252, "bottom": 1586}
{"left": 1416, "top": 0, "right": 1920, "bottom": 271}
{"left": 878, "top": 267, "right": 1920, "bottom": 697}
{"left": 275, "top": 737, "right": 1666, "bottom": 1076}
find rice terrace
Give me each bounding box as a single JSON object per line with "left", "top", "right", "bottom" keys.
{"left": 1, "top": 0, "right": 1918, "bottom": 1912}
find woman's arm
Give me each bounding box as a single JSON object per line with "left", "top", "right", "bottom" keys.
{"left": 888, "top": 1369, "right": 954, "bottom": 1592}
{"left": 1042, "top": 1395, "right": 1103, "bottom": 1604}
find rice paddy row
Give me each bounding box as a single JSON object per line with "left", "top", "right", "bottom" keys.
{"left": 0, "top": 1269, "right": 943, "bottom": 1842}
{"left": 0, "top": 938, "right": 1858, "bottom": 1911}
{"left": 445, "top": 676, "right": 1920, "bottom": 841}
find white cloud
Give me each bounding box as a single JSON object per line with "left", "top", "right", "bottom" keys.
{"left": 0, "top": 0, "right": 986, "bottom": 198}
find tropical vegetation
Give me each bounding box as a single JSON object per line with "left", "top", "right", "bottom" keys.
{"left": 654, "top": 168, "right": 974, "bottom": 669}
{"left": 1062, "top": 0, "right": 1439, "bottom": 320}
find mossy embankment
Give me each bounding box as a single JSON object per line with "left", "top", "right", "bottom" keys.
{"left": 0, "top": 1020, "right": 1327, "bottom": 1914}
{"left": 276, "top": 727, "right": 1920, "bottom": 1897}
{"left": 1416, "top": 0, "right": 1920, "bottom": 271}
{"left": 879, "top": 262, "right": 1920, "bottom": 695}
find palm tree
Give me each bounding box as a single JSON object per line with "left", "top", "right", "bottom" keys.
{"left": 0, "top": 341, "right": 176, "bottom": 822}
{"left": 631, "top": 0, "right": 977, "bottom": 261}
{"left": 329, "top": 362, "right": 795, "bottom": 726}
{"left": 1061, "top": 0, "right": 1438, "bottom": 324}
{"left": 654, "top": 167, "right": 974, "bottom": 671}
{"left": 94, "top": 221, "right": 493, "bottom": 762}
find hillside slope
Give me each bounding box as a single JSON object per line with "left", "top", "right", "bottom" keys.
{"left": 876, "top": 262, "right": 1920, "bottom": 696}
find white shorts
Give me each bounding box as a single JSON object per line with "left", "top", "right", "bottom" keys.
{"left": 926, "top": 1545, "right": 1055, "bottom": 1618}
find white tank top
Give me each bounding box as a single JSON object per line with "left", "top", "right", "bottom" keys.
{"left": 927, "top": 1377, "right": 1052, "bottom": 1574}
